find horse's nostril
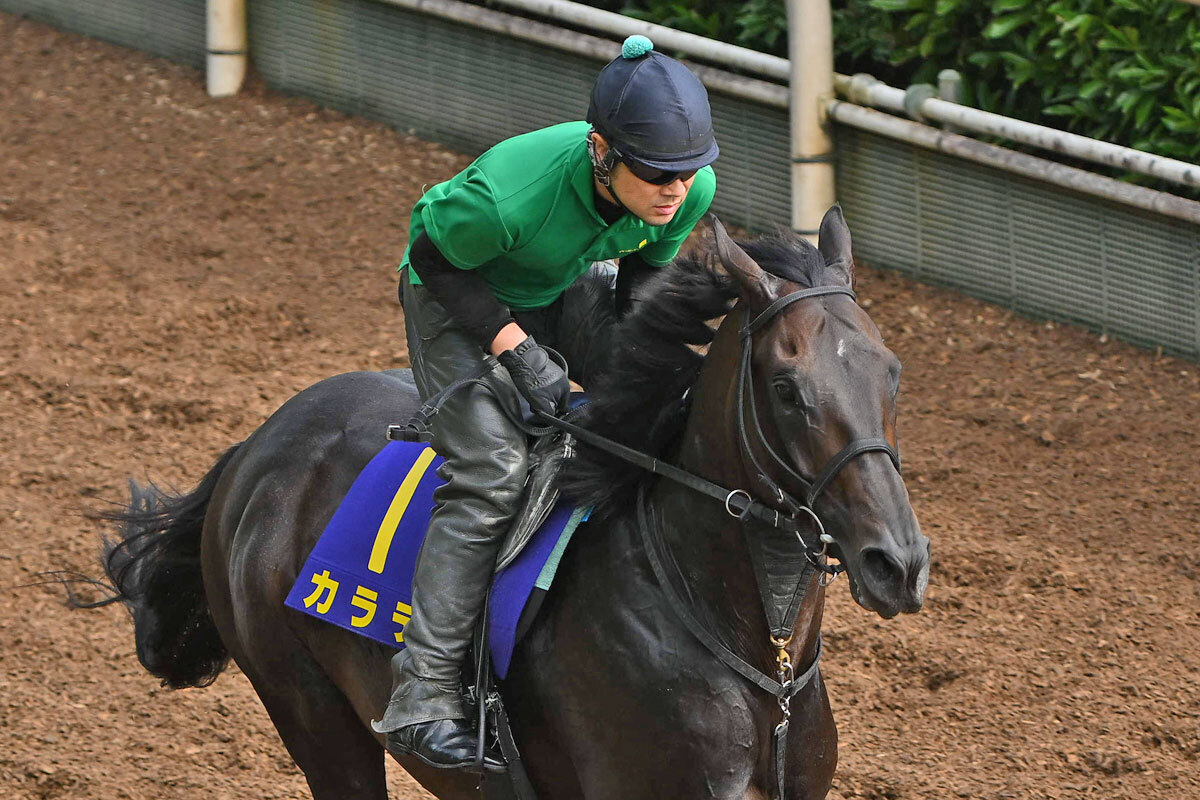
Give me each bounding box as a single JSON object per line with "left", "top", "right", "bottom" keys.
{"left": 860, "top": 547, "right": 904, "bottom": 589}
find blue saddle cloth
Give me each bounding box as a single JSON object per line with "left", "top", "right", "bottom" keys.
{"left": 284, "top": 440, "right": 586, "bottom": 678}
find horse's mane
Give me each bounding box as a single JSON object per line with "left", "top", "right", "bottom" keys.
{"left": 559, "top": 227, "right": 830, "bottom": 515}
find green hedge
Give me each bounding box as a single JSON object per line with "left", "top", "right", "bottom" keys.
{"left": 617, "top": 0, "right": 1200, "bottom": 164}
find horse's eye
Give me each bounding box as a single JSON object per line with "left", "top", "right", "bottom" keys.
{"left": 774, "top": 380, "right": 799, "bottom": 405}
{"left": 888, "top": 362, "right": 902, "bottom": 398}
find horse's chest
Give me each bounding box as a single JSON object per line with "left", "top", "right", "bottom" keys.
{"left": 567, "top": 556, "right": 764, "bottom": 737}
{"left": 511, "top": 523, "right": 785, "bottom": 798}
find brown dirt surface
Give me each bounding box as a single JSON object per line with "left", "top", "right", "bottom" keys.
{"left": 2, "top": 12, "right": 1199, "bottom": 800}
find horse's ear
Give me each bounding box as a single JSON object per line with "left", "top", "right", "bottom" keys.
{"left": 817, "top": 204, "right": 854, "bottom": 286}
{"left": 709, "top": 216, "right": 782, "bottom": 307}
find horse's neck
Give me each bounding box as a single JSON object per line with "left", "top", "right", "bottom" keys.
{"left": 653, "top": 310, "right": 824, "bottom": 668}
{"left": 643, "top": 311, "right": 820, "bottom": 671}
{"left": 677, "top": 303, "right": 746, "bottom": 486}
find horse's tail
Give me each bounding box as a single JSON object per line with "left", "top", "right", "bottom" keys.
{"left": 99, "top": 444, "right": 241, "bottom": 689}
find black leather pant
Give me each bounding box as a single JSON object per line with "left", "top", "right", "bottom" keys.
{"left": 375, "top": 263, "right": 619, "bottom": 730}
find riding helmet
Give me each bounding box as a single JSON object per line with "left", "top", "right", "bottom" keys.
{"left": 587, "top": 35, "right": 719, "bottom": 172}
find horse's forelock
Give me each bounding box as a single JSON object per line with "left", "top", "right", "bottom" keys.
{"left": 739, "top": 228, "right": 829, "bottom": 289}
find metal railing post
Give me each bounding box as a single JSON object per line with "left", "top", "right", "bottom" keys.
{"left": 207, "top": 0, "right": 247, "bottom": 97}
{"left": 787, "top": 0, "right": 836, "bottom": 240}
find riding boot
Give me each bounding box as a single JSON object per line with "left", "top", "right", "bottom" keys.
{"left": 372, "top": 275, "right": 526, "bottom": 770}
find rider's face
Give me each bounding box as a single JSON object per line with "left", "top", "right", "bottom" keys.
{"left": 592, "top": 134, "right": 696, "bottom": 227}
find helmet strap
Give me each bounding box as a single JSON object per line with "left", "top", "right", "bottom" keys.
{"left": 586, "top": 130, "right": 633, "bottom": 217}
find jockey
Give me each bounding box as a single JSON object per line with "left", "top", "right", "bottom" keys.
{"left": 373, "top": 35, "right": 719, "bottom": 770}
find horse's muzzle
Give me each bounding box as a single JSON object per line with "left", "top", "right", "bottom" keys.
{"left": 846, "top": 536, "right": 930, "bottom": 619}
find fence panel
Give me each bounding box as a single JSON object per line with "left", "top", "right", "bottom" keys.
{"left": 0, "top": 0, "right": 204, "bottom": 68}
{"left": 4, "top": 0, "right": 1199, "bottom": 358}
{"left": 836, "top": 126, "right": 1200, "bottom": 357}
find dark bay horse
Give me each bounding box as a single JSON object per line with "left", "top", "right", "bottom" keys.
{"left": 100, "top": 207, "right": 929, "bottom": 799}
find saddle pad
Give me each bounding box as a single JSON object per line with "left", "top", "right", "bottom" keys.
{"left": 284, "top": 440, "right": 585, "bottom": 678}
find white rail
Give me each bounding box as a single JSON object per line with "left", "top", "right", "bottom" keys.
{"left": 827, "top": 100, "right": 1200, "bottom": 225}
{"left": 486, "top": 0, "right": 790, "bottom": 81}
{"left": 837, "top": 74, "right": 1200, "bottom": 190}
{"left": 377, "top": 0, "right": 787, "bottom": 107}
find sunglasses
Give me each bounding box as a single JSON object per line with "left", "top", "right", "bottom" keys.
{"left": 615, "top": 150, "right": 698, "bottom": 185}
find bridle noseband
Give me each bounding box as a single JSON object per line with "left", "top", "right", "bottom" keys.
{"left": 733, "top": 283, "right": 901, "bottom": 579}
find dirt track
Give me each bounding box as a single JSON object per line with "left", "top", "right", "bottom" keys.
{"left": 2, "top": 12, "right": 1199, "bottom": 800}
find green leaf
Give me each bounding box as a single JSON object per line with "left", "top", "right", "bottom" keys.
{"left": 1043, "top": 104, "right": 1077, "bottom": 115}
{"left": 967, "top": 51, "right": 1001, "bottom": 68}
{"left": 1163, "top": 106, "right": 1200, "bottom": 133}
{"left": 869, "top": 0, "right": 923, "bottom": 11}
{"left": 1060, "top": 13, "right": 1094, "bottom": 34}
{"left": 905, "top": 12, "right": 931, "bottom": 31}
{"left": 1114, "top": 89, "right": 1141, "bottom": 113}
{"left": 1134, "top": 94, "right": 1156, "bottom": 128}
{"left": 984, "top": 12, "right": 1034, "bottom": 39}
{"left": 1079, "top": 80, "right": 1107, "bottom": 99}
{"left": 1115, "top": 67, "right": 1153, "bottom": 81}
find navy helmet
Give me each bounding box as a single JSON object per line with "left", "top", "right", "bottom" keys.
{"left": 587, "top": 36, "right": 719, "bottom": 175}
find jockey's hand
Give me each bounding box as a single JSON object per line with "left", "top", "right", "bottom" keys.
{"left": 497, "top": 336, "right": 570, "bottom": 417}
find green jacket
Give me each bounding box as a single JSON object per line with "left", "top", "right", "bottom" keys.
{"left": 402, "top": 120, "right": 716, "bottom": 310}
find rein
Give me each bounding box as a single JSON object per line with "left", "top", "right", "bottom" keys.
{"left": 397, "top": 282, "right": 902, "bottom": 798}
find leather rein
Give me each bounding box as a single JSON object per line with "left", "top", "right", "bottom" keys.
{"left": 399, "top": 283, "right": 901, "bottom": 797}
{"left": 534, "top": 284, "right": 902, "bottom": 799}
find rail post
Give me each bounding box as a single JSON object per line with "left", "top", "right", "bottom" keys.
{"left": 207, "top": 0, "right": 247, "bottom": 97}
{"left": 786, "top": 0, "right": 836, "bottom": 241}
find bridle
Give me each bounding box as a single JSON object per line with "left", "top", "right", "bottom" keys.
{"left": 733, "top": 283, "right": 902, "bottom": 582}
{"left": 396, "top": 278, "right": 903, "bottom": 606}
{"left": 635, "top": 280, "right": 903, "bottom": 800}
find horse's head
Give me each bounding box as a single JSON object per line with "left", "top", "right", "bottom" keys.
{"left": 712, "top": 208, "right": 930, "bottom": 619}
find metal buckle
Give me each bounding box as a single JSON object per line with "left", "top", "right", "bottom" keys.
{"left": 771, "top": 634, "right": 795, "bottom": 719}
{"left": 791, "top": 506, "right": 842, "bottom": 586}
{"left": 791, "top": 505, "right": 824, "bottom": 542}
{"left": 724, "top": 489, "right": 753, "bottom": 519}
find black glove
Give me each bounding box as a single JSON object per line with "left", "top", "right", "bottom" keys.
{"left": 497, "top": 336, "right": 570, "bottom": 417}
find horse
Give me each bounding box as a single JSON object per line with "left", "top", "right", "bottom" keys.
{"left": 98, "top": 207, "right": 929, "bottom": 800}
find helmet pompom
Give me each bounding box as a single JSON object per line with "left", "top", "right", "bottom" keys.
{"left": 621, "top": 35, "right": 654, "bottom": 59}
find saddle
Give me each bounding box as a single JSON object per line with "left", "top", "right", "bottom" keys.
{"left": 387, "top": 378, "right": 579, "bottom": 575}
{"left": 387, "top": 420, "right": 570, "bottom": 574}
